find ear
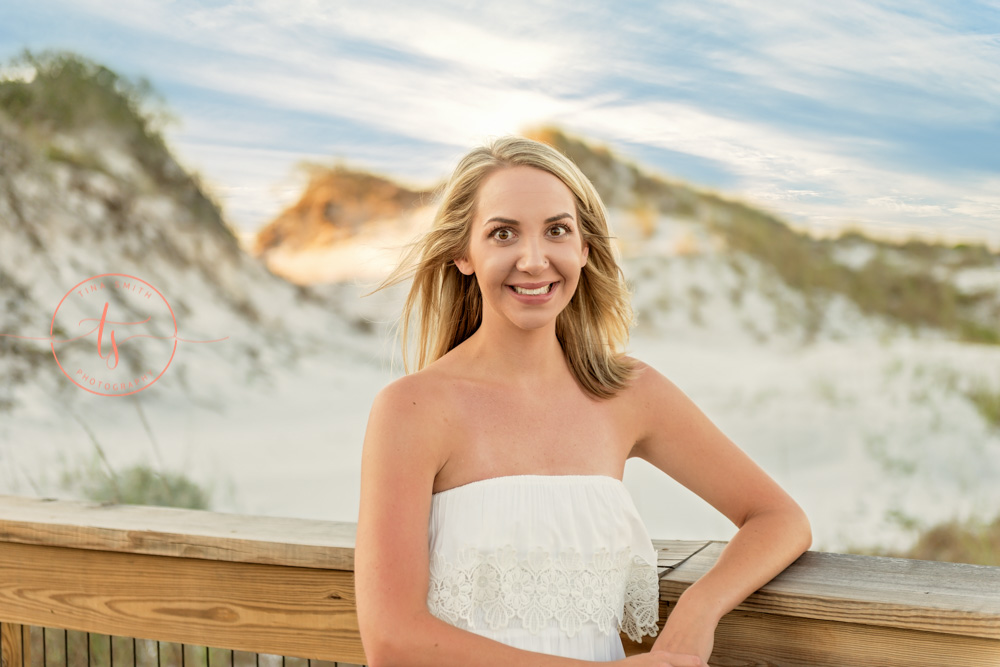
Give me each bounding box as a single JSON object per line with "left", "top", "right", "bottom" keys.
{"left": 454, "top": 255, "right": 474, "bottom": 276}
{"left": 580, "top": 242, "right": 589, "bottom": 268}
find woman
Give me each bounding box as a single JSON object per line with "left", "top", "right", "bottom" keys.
{"left": 355, "top": 136, "right": 812, "bottom": 666}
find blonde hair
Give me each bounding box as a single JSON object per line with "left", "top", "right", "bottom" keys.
{"left": 370, "top": 135, "right": 636, "bottom": 399}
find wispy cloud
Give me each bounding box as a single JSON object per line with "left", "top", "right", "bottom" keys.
{"left": 573, "top": 96, "right": 1000, "bottom": 244}
{"left": 10, "top": 0, "right": 999, "bottom": 246}
{"left": 630, "top": 1, "right": 1000, "bottom": 107}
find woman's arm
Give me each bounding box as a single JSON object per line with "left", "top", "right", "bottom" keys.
{"left": 627, "top": 361, "right": 812, "bottom": 661}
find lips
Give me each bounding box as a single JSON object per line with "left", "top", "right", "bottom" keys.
{"left": 506, "top": 281, "right": 560, "bottom": 300}
{"left": 510, "top": 283, "right": 553, "bottom": 295}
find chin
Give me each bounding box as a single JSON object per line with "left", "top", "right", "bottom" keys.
{"left": 505, "top": 309, "right": 566, "bottom": 331}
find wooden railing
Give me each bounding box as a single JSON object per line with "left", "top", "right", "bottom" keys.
{"left": 1, "top": 495, "right": 998, "bottom": 667}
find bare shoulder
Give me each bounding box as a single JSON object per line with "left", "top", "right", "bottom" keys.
{"left": 617, "top": 355, "right": 695, "bottom": 452}
{"left": 372, "top": 364, "right": 461, "bottom": 417}
{"left": 366, "top": 368, "right": 454, "bottom": 472}
{"left": 622, "top": 355, "right": 652, "bottom": 381}
{"left": 621, "top": 355, "right": 665, "bottom": 385}
{"left": 371, "top": 369, "right": 443, "bottom": 415}
{"left": 618, "top": 355, "right": 672, "bottom": 406}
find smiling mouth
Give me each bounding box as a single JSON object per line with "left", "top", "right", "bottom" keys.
{"left": 508, "top": 282, "right": 556, "bottom": 295}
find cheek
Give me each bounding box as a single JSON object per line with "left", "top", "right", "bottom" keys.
{"left": 473, "top": 253, "right": 510, "bottom": 288}
{"left": 556, "top": 246, "right": 587, "bottom": 274}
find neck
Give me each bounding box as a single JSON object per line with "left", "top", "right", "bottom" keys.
{"left": 459, "top": 315, "right": 569, "bottom": 386}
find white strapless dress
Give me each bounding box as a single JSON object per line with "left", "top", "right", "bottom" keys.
{"left": 426, "top": 475, "right": 660, "bottom": 661}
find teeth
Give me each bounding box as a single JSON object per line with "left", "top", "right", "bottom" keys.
{"left": 513, "top": 283, "right": 552, "bottom": 295}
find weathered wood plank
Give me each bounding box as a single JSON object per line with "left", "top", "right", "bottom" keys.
{"left": 21, "top": 627, "right": 30, "bottom": 667}
{"left": 0, "top": 542, "right": 366, "bottom": 664}
{"left": 1, "top": 623, "right": 24, "bottom": 667}
{"left": 65, "top": 631, "right": 87, "bottom": 667}
{"left": 0, "top": 497, "right": 711, "bottom": 576}
{"left": 43, "top": 628, "right": 67, "bottom": 667}
{"left": 706, "top": 607, "right": 1000, "bottom": 667}
{"left": 652, "top": 539, "right": 711, "bottom": 574}
{"left": 662, "top": 542, "right": 1000, "bottom": 640}
{"left": 621, "top": 598, "right": 1000, "bottom": 666}
{"left": 0, "top": 496, "right": 355, "bottom": 571}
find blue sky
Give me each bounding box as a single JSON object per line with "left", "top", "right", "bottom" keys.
{"left": 2, "top": 0, "right": 999, "bottom": 249}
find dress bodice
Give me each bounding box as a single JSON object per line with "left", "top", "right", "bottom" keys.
{"left": 426, "top": 475, "right": 660, "bottom": 661}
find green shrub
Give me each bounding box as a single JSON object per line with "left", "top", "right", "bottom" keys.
{"left": 0, "top": 48, "right": 174, "bottom": 157}
{"left": 59, "top": 453, "right": 211, "bottom": 509}
{"left": 853, "top": 514, "right": 1000, "bottom": 566}
{"left": 965, "top": 379, "right": 1000, "bottom": 431}
{"left": 1, "top": 49, "right": 240, "bottom": 251}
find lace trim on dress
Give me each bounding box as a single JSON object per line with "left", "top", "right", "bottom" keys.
{"left": 427, "top": 545, "right": 660, "bottom": 642}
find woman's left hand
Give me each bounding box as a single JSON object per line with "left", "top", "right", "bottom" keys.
{"left": 648, "top": 600, "right": 718, "bottom": 664}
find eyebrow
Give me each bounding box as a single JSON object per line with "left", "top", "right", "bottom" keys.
{"left": 484, "top": 212, "right": 574, "bottom": 226}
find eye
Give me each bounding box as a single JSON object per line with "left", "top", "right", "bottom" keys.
{"left": 549, "top": 224, "right": 570, "bottom": 237}
{"left": 491, "top": 227, "right": 514, "bottom": 242}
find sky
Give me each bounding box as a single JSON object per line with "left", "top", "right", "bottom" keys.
{"left": 2, "top": 0, "right": 1000, "bottom": 249}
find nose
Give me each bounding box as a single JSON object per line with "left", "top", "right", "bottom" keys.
{"left": 515, "top": 236, "right": 549, "bottom": 273}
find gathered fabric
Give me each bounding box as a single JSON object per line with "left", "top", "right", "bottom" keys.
{"left": 427, "top": 475, "right": 660, "bottom": 661}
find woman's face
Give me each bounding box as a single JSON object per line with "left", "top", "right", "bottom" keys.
{"left": 454, "top": 165, "right": 589, "bottom": 333}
